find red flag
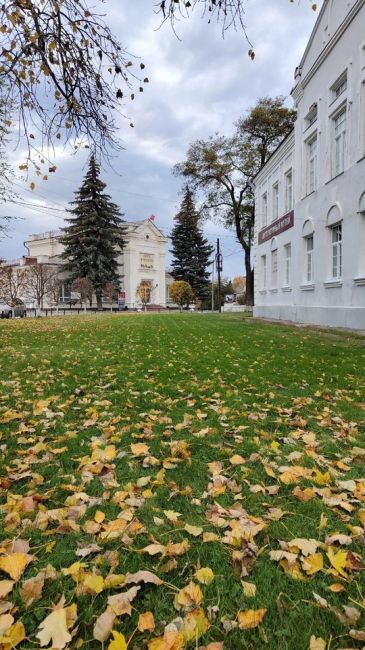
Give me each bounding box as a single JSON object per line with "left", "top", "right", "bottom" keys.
{"left": 148, "top": 214, "right": 156, "bottom": 221}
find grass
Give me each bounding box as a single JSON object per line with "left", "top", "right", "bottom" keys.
{"left": 0, "top": 312, "right": 365, "bottom": 650}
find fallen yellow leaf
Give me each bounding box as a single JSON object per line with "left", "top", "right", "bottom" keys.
{"left": 309, "top": 636, "right": 326, "bottom": 650}
{"left": 138, "top": 611, "right": 155, "bottom": 632}
{"left": 302, "top": 553, "right": 323, "bottom": 576}
{"left": 237, "top": 608, "right": 267, "bottom": 629}
{"left": 327, "top": 547, "right": 348, "bottom": 578}
{"left": 36, "top": 606, "right": 72, "bottom": 649}
{"left": 195, "top": 567, "right": 214, "bottom": 585}
{"left": 174, "top": 582, "right": 203, "bottom": 611}
{"left": 0, "top": 553, "right": 31, "bottom": 581}
{"left": 108, "top": 630, "right": 127, "bottom": 650}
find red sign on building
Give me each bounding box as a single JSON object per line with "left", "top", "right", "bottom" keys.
{"left": 117, "top": 291, "right": 126, "bottom": 307}
{"left": 258, "top": 210, "right": 294, "bottom": 245}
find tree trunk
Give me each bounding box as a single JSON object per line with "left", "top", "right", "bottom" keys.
{"left": 96, "top": 293, "right": 103, "bottom": 311}
{"left": 245, "top": 252, "right": 254, "bottom": 307}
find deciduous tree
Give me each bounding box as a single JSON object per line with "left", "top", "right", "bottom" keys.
{"left": 170, "top": 185, "right": 213, "bottom": 300}
{"left": 174, "top": 97, "right": 296, "bottom": 306}
{"left": 72, "top": 277, "right": 94, "bottom": 309}
{"left": 0, "top": 1, "right": 315, "bottom": 168}
{"left": 60, "top": 155, "right": 127, "bottom": 310}
{"left": 24, "top": 262, "right": 59, "bottom": 309}
{"left": 169, "top": 280, "right": 194, "bottom": 310}
{"left": 0, "top": 264, "right": 27, "bottom": 312}
{"left": 104, "top": 281, "right": 118, "bottom": 311}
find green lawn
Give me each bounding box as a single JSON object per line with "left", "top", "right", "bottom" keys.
{"left": 0, "top": 313, "right": 365, "bottom": 650}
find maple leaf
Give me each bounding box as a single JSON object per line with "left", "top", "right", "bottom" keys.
{"left": 108, "top": 630, "right": 127, "bottom": 650}
{"left": 36, "top": 606, "right": 73, "bottom": 649}
{"left": 237, "top": 608, "right": 267, "bottom": 629}
{"left": 174, "top": 582, "right": 203, "bottom": 610}
{"left": 301, "top": 553, "right": 323, "bottom": 576}
{"left": 327, "top": 547, "right": 348, "bottom": 577}
{"left": 0, "top": 621, "right": 26, "bottom": 648}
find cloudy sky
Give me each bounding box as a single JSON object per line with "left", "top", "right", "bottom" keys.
{"left": 1, "top": 0, "right": 319, "bottom": 278}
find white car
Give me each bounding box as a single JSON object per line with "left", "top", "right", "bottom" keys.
{"left": 0, "top": 303, "right": 12, "bottom": 318}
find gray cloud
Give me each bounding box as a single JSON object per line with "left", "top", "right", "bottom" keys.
{"left": 1, "top": 0, "right": 319, "bottom": 277}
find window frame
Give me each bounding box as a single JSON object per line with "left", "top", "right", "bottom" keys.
{"left": 332, "top": 105, "right": 347, "bottom": 177}
{"left": 306, "top": 133, "right": 318, "bottom": 194}
{"left": 284, "top": 243, "right": 291, "bottom": 287}
{"left": 262, "top": 192, "right": 268, "bottom": 227}
{"left": 261, "top": 254, "right": 267, "bottom": 290}
{"left": 272, "top": 182, "right": 279, "bottom": 221}
{"left": 271, "top": 248, "right": 278, "bottom": 288}
{"left": 305, "top": 235, "right": 314, "bottom": 284}
{"left": 330, "top": 223, "right": 342, "bottom": 280}
{"left": 330, "top": 70, "right": 348, "bottom": 102}
{"left": 284, "top": 169, "right": 293, "bottom": 214}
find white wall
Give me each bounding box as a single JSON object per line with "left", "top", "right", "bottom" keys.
{"left": 254, "top": 0, "right": 365, "bottom": 329}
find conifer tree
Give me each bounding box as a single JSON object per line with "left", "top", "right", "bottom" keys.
{"left": 170, "top": 186, "right": 213, "bottom": 300}
{"left": 61, "top": 155, "right": 127, "bottom": 310}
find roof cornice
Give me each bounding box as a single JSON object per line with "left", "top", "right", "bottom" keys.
{"left": 254, "top": 131, "right": 295, "bottom": 185}
{"left": 296, "top": 0, "right": 365, "bottom": 93}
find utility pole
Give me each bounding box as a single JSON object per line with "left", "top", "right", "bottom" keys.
{"left": 215, "top": 238, "right": 223, "bottom": 313}
{"left": 211, "top": 260, "right": 215, "bottom": 312}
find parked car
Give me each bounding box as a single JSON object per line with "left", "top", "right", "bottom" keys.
{"left": 0, "top": 303, "right": 12, "bottom": 318}
{"left": 0, "top": 303, "right": 27, "bottom": 318}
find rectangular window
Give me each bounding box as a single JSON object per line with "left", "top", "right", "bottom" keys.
{"left": 307, "top": 135, "right": 317, "bottom": 194}
{"left": 262, "top": 193, "right": 268, "bottom": 227}
{"left": 331, "top": 71, "right": 347, "bottom": 100}
{"left": 285, "top": 170, "right": 293, "bottom": 213}
{"left": 261, "top": 255, "right": 267, "bottom": 290}
{"left": 361, "top": 81, "right": 365, "bottom": 158}
{"left": 272, "top": 183, "right": 279, "bottom": 220}
{"left": 306, "top": 104, "right": 318, "bottom": 128}
{"left": 331, "top": 223, "right": 342, "bottom": 279}
{"left": 306, "top": 235, "right": 314, "bottom": 284}
{"left": 284, "top": 243, "right": 291, "bottom": 287}
{"left": 333, "top": 108, "right": 346, "bottom": 176}
{"left": 271, "top": 249, "right": 278, "bottom": 288}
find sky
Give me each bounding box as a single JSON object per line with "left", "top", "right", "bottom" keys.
{"left": 0, "top": 0, "right": 320, "bottom": 278}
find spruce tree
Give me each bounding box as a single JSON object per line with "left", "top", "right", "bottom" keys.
{"left": 170, "top": 186, "right": 213, "bottom": 300}
{"left": 60, "top": 155, "right": 127, "bottom": 310}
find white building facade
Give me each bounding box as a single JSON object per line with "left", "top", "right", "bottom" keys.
{"left": 9, "top": 219, "right": 168, "bottom": 309}
{"left": 254, "top": 0, "right": 365, "bottom": 329}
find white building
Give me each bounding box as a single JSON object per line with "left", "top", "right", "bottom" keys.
{"left": 5, "top": 219, "right": 168, "bottom": 309}
{"left": 254, "top": 0, "right": 365, "bottom": 329}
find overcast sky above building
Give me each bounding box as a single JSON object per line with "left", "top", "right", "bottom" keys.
{"left": 1, "top": 0, "right": 319, "bottom": 278}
